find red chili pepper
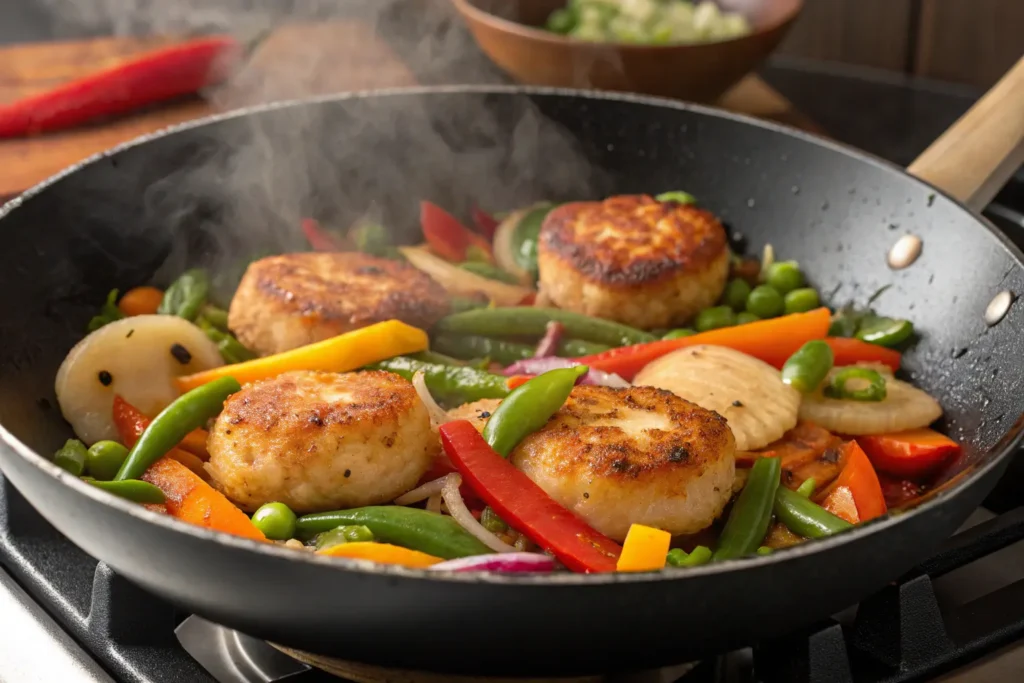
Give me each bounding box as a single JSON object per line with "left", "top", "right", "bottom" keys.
{"left": 421, "top": 201, "right": 493, "bottom": 263}
{"left": 471, "top": 205, "right": 500, "bottom": 239}
{"left": 439, "top": 420, "right": 622, "bottom": 573}
{"left": 301, "top": 218, "right": 344, "bottom": 252}
{"left": 825, "top": 337, "right": 901, "bottom": 371}
{"left": 857, "top": 428, "right": 960, "bottom": 478}
{"left": 0, "top": 36, "right": 241, "bottom": 138}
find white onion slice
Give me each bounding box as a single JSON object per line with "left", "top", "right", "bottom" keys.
{"left": 429, "top": 552, "right": 556, "bottom": 573}
{"left": 426, "top": 493, "right": 443, "bottom": 514}
{"left": 412, "top": 371, "right": 448, "bottom": 427}
{"left": 441, "top": 474, "right": 515, "bottom": 553}
{"left": 394, "top": 477, "right": 449, "bottom": 506}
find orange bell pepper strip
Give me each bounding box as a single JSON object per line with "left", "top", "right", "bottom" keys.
{"left": 820, "top": 485, "right": 860, "bottom": 524}
{"left": 317, "top": 542, "right": 442, "bottom": 568}
{"left": 506, "top": 375, "right": 533, "bottom": 390}
{"left": 616, "top": 524, "right": 671, "bottom": 572}
{"left": 112, "top": 395, "right": 210, "bottom": 479}
{"left": 817, "top": 441, "right": 887, "bottom": 522}
{"left": 117, "top": 286, "right": 164, "bottom": 316}
{"left": 142, "top": 457, "right": 266, "bottom": 541}
{"left": 421, "top": 201, "right": 493, "bottom": 263}
{"left": 573, "top": 308, "right": 831, "bottom": 380}
{"left": 824, "top": 337, "right": 901, "bottom": 371}
{"left": 857, "top": 428, "right": 961, "bottom": 478}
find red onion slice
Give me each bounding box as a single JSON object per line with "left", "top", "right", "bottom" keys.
{"left": 532, "top": 321, "right": 564, "bottom": 359}
{"left": 429, "top": 552, "right": 557, "bottom": 573}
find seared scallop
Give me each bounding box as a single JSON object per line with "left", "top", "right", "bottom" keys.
{"left": 510, "top": 385, "right": 735, "bottom": 541}
{"left": 229, "top": 252, "right": 450, "bottom": 356}
{"left": 206, "top": 370, "right": 437, "bottom": 513}
{"left": 537, "top": 195, "right": 729, "bottom": 329}
{"left": 446, "top": 398, "right": 502, "bottom": 433}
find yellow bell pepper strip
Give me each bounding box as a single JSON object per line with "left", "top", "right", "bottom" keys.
{"left": 616, "top": 524, "right": 671, "bottom": 572}
{"left": 175, "top": 320, "right": 428, "bottom": 392}
{"left": 317, "top": 541, "right": 443, "bottom": 568}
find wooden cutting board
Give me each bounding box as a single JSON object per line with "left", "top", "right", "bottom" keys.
{"left": 0, "top": 20, "right": 819, "bottom": 199}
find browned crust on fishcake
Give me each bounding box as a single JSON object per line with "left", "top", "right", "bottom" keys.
{"left": 539, "top": 195, "right": 728, "bottom": 288}
{"left": 514, "top": 385, "right": 732, "bottom": 482}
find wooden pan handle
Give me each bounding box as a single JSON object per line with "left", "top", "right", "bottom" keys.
{"left": 907, "top": 55, "right": 1024, "bottom": 213}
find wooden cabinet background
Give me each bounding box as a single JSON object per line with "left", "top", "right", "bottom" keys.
{"left": 776, "top": 0, "right": 1024, "bottom": 89}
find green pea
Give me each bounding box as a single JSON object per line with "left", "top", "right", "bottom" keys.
{"left": 86, "top": 440, "right": 129, "bottom": 481}
{"left": 765, "top": 261, "right": 804, "bottom": 294}
{"left": 784, "top": 288, "right": 820, "bottom": 314}
{"left": 746, "top": 285, "right": 785, "bottom": 318}
{"left": 694, "top": 306, "right": 737, "bottom": 332}
{"left": 54, "top": 439, "right": 88, "bottom": 476}
{"left": 722, "top": 279, "right": 752, "bottom": 311}
{"left": 251, "top": 502, "right": 298, "bottom": 541}
{"left": 315, "top": 524, "right": 375, "bottom": 550}
{"left": 736, "top": 312, "right": 761, "bottom": 325}
{"left": 662, "top": 328, "right": 696, "bottom": 340}
{"left": 480, "top": 506, "right": 508, "bottom": 533}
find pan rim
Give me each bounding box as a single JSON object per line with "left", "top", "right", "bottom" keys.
{"left": 1, "top": 84, "right": 1023, "bottom": 587}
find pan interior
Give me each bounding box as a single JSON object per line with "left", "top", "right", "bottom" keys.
{"left": 1, "top": 88, "right": 1022, "bottom": 501}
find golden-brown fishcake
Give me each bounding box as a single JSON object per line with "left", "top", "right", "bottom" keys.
{"left": 228, "top": 252, "right": 450, "bottom": 356}
{"left": 537, "top": 195, "right": 729, "bottom": 329}
{"left": 205, "top": 370, "right": 437, "bottom": 513}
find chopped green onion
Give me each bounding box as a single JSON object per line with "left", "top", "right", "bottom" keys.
{"left": 824, "top": 367, "right": 887, "bottom": 402}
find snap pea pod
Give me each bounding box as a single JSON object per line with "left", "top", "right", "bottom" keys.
{"left": 483, "top": 366, "right": 588, "bottom": 457}
{"left": 433, "top": 335, "right": 532, "bottom": 365}
{"left": 158, "top": 269, "right": 209, "bottom": 321}
{"left": 410, "top": 350, "right": 466, "bottom": 366}
{"left": 368, "top": 356, "right": 510, "bottom": 404}
{"left": 666, "top": 545, "right": 712, "bottom": 568}
{"left": 774, "top": 487, "right": 853, "bottom": 539}
{"left": 712, "top": 456, "right": 781, "bottom": 562}
{"left": 434, "top": 307, "right": 655, "bottom": 347}
{"left": 296, "top": 506, "right": 491, "bottom": 559}
{"left": 85, "top": 478, "right": 166, "bottom": 504}
{"left": 781, "top": 340, "right": 834, "bottom": 393}
{"left": 115, "top": 376, "right": 241, "bottom": 481}
{"left": 315, "top": 525, "right": 375, "bottom": 550}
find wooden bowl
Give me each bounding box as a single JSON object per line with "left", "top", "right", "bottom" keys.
{"left": 452, "top": 0, "right": 804, "bottom": 103}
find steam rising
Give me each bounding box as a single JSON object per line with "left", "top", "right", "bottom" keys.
{"left": 42, "top": 0, "right": 603, "bottom": 299}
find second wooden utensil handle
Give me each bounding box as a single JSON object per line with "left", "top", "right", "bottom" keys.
{"left": 907, "top": 55, "right": 1024, "bottom": 213}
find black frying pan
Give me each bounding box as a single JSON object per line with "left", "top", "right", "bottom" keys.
{"left": 0, "top": 60, "right": 1023, "bottom": 677}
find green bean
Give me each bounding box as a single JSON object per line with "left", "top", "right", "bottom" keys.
{"left": 54, "top": 439, "right": 88, "bottom": 476}
{"left": 116, "top": 376, "right": 241, "bottom": 481}
{"left": 655, "top": 191, "right": 697, "bottom": 205}
{"left": 251, "top": 502, "right": 298, "bottom": 541}
{"left": 713, "top": 456, "right": 781, "bottom": 561}
{"left": 512, "top": 203, "right": 559, "bottom": 277}
{"left": 746, "top": 285, "right": 784, "bottom": 318}
{"left": 695, "top": 306, "right": 737, "bottom": 332}
{"left": 781, "top": 340, "right": 834, "bottom": 393}
{"left": 86, "top": 289, "right": 124, "bottom": 332}
{"left": 296, "top": 506, "right": 491, "bottom": 559}
{"left": 197, "top": 319, "right": 257, "bottom": 364}
{"left": 666, "top": 545, "right": 712, "bottom": 567}
{"left": 483, "top": 366, "right": 588, "bottom": 457}
{"left": 774, "top": 487, "right": 853, "bottom": 539}
{"left": 86, "top": 440, "right": 129, "bottom": 481}
{"left": 85, "top": 478, "right": 166, "bottom": 504}
{"left": 796, "top": 478, "right": 817, "bottom": 498}
{"left": 784, "top": 288, "right": 820, "bottom": 314}
{"left": 158, "top": 269, "right": 209, "bottom": 321}
{"left": 315, "top": 525, "right": 375, "bottom": 551}
{"left": 368, "top": 356, "right": 510, "bottom": 405}
{"left": 856, "top": 317, "right": 915, "bottom": 348}
{"left": 432, "top": 335, "right": 532, "bottom": 365}
{"left": 410, "top": 350, "right": 466, "bottom": 366}
{"left": 825, "top": 367, "right": 887, "bottom": 402}
{"left": 350, "top": 222, "right": 392, "bottom": 257}
{"left": 434, "top": 307, "right": 655, "bottom": 347}
{"left": 736, "top": 312, "right": 761, "bottom": 325}
{"left": 459, "top": 261, "right": 521, "bottom": 285}
{"left": 662, "top": 328, "right": 696, "bottom": 340}
{"left": 449, "top": 296, "right": 489, "bottom": 314}
{"left": 480, "top": 507, "right": 508, "bottom": 533}
{"left": 558, "top": 338, "right": 610, "bottom": 356}
{"left": 199, "top": 304, "right": 230, "bottom": 331}
{"left": 765, "top": 261, "right": 804, "bottom": 294}
{"left": 723, "top": 279, "right": 752, "bottom": 311}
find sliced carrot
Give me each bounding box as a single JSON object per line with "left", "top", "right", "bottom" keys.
{"left": 178, "top": 428, "right": 210, "bottom": 460}
{"left": 175, "top": 319, "right": 428, "bottom": 392}
{"left": 857, "top": 428, "right": 960, "bottom": 478}
{"left": 142, "top": 457, "right": 266, "bottom": 541}
{"left": 820, "top": 485, "right": 860, "bottom": 524}
{"left": 112, "top": 395, "right": 211, "bottom": 477}
{"left": 616, "top": 524, "right": 671, "bottom": 572}
{"left": 117, "top": 286, "right": 164, "bottom": 316}
{"left": 164, "top": 448, "right": 209, "bottom": 480}
{"left": 574, "top": 308, "right": 831, "bottom": 380}
{"left": 317, "top": 542, "right": 442, "bottom": 568}
{"left": 825, "top": 337, "right": 901, "bottom": 371}
{"left": 816, "top": 441, "right": 887, "bottom": 522}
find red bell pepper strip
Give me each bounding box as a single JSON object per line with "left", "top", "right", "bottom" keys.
{"left": 439, "top": 420, "right": 622, "bottom": 573}
{"left": 878, "top": 475, "right": 925, "bottom": 509}
{"left": 471, "top": 205, "right": 500, "bottom": 239}
{"left": 111, "top": 396, "right": 209, "bottom": 480}
{"left": 857, "top": 428, "right": 961, "bottom": 478}
{"left": 505, "top": 375, "right": 533, "bottom": 390}
{"left": 817, "top": 441, "right": 887, "bottom": 522}
{"left": 825, "top": 337, "right": 901, "bottom": 371}
{"left": 301, "top": 218, "right": 345, "bottom": 251}
{"left": 573, "top": 308, "right": 831, "bottom": 381}
{"left": 421, "top": 201, "right": 493, "bottom": 263}
{"left": 820, "top": 485, "right": 860, "bottom": 524}
{"left": 0, "top": 36, "right": 240, "bottom": 138}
